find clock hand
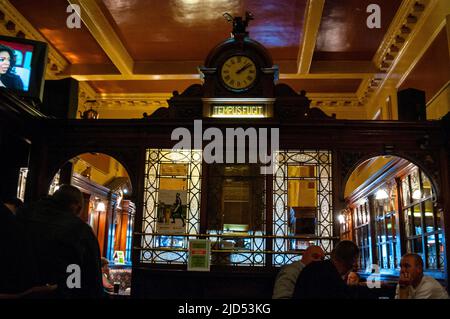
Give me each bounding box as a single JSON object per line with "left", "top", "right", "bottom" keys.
{"left": 236, "top": 63, "right": 252, "bottom": 74}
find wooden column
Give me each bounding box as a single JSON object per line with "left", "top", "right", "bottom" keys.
{"left": 367, "top": 194, "right": 378, "bottom": 266}
{"left": 59, "top": 161, "right": 73, "bottom": 185}
{"left": 131, "top": 146, "right": 147, "bottom": 267}
{"left": 25, "top": 137, "right": 50, "bottom": 203}
{"left": 439, "top": 147, "right": 450, "bottom": 288}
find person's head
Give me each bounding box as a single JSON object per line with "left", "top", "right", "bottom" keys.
{"left": 2, "top": 196, "right": 24, "bottom": 215}
{"left": 0, "top": 44, "right": 15, "bottom": 75}
{"left": 52, "top": 184, "right": 84, "bottom": 216}
{"left": 101, "top": 257, "right": 110, "bottom": 274}
{"left": 331, "top": 240, "right": 360, "bottom": 276}
{"left": 400, "top": 253, "right": 424, "bottom": 287}
{"left": 301, "top": 245, "right": 325, "bottom": 266}
{"left": 347, "top": 271, "right": 360, "bottom": 286}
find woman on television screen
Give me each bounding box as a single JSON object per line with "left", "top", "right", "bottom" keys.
{"left": 0, "top": 44, "right": 24, "bottom": 91}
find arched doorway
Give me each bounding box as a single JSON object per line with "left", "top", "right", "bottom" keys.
{"left": 342, "top": 155, "right": 445, "bottom": 280}
{"left": 49, "top": 152, "right": 135, "bottom": 267}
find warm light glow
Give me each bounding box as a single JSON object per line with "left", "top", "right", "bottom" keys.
{"left": 211, "top": 114, "right": 265, "bottom": 118}
{"left": 375, "top": 189, "right": 389, "bottom": 200}
{"left": 338, "top": 214, "right": 345, "bottom": 224}
{"left": 412, "top": 189, "right": 422, "bottom": 200}
{"left": 211, "top": 105, "right": 265, "bottom": 118}
{"left": 96, "top": 202, "right": 106, "bottom": 212}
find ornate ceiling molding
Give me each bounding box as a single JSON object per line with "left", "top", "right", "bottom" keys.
{"left": 362, "top": 0, "right": 442, "bottom": 110}
{"left": 307, "top": 89, "right": 366, "bottom": 110}
{"left": 78, "top": 81, "right": 98, "bottom": 109}
{"left": 90, "top": 93, "right": 171, "bottom": 110}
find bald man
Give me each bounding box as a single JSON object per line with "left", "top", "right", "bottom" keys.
{"left": 272, "top": 245, "right": 325, "bottom": 299}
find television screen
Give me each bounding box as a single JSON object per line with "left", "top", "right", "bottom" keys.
{"left": 0, "top": 35, "right": 48, "bottom": 102}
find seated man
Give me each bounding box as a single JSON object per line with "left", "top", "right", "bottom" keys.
{"left": 18, "top": 185, "right": 103, "bottom": 298}
{"left": 396, "top": 253, "right": 449, "bottom": 299}
{"left": 292, "top": 240, "right": 359, "bottom": 299}
{"left": 272, "top": 245, "right": 325, "bottom": 299}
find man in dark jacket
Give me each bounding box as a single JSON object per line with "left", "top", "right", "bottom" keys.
{"left": 18, "top": 185, "right": 103, "bottom": 298}
{"left": 293, "top": 240, "right": 360, "bottom": 299}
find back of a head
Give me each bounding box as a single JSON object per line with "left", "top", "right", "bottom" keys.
{"left": 52, "top": 185, "right": 84, "bottom": 212}
{"left": 101, "top": 257, "right": 109, "bottom": 268}
{"left": 332, "top": 240, "right": 359, "bottom": 267}
{"left": 302, "top": 245, "right": 325, "bottom": 265}
{"left": 2, "top": 196, "right": 24, "bottom": 209}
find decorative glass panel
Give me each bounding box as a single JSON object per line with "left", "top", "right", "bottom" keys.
{"left": 402, "top": 176, "right": 411, "bottom": 206}
{"left": 423, "top": 200, "right": 434, "bottom": 233}
{"left": 410, "top": 169, "right": 420, "bottom": 203}
{"left": 421, "top": 171, "right": 433, "bottom": 199}
{"left": 48, "top": 170, "right": 61, "bottom": 195}
{"left": 426, "top": 235, "right": 438, "bottom": 269}
{"left": 412, "top": 205, "right": 422, "bottom": 236}
{"left": 438, "top": 234, "right": 445, "bottom": 270}
{"left": 141, "top": 149, "right": 202, "bottom": 264}
{"left": 413, "top": 238, "right": 423, "bottom": 255}
{"left": 207, "top": 164, "right": 266, "bottom": 267}
{"left": 273, "top": 150, "right": 333, "bottom": 265}
{"left": 436, "top": 208, "right": 442, "bottom": 231}
{"left": 17, "top": 167, "right": 28, "bottom": 201}
{"left": 407, "top": 240, "right": 412, "bottom": 253}
{"left": 404, "top": 208, "right": 413, "bottom": 237}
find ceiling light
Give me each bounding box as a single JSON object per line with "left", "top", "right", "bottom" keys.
{"left": 375, "top": 189, "right": 389, "bottom": 200}
{"left": 96, "top": 202, "right": 106, "bottom": 212}
{"left": 412, "top": 189, "right": 422, "bottom": 200}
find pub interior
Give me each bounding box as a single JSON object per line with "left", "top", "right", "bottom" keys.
{"left": 1, "top": 0, "right": 450, "bottom": 299}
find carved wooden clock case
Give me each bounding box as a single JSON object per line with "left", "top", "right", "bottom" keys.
{"left": 200, "top": 33, "right": 278, "bottom": 99}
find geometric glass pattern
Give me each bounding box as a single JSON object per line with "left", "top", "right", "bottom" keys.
{"left": 207, "top": 165, "right": 266, "bottom": 267}
{"left": 273, "top": 150, "right": 333, "bottom": 266}
{"left": 141, "top": 149, "right": 202, "bottom": 264}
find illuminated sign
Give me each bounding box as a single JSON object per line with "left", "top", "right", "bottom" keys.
{"left": 202, "top": 98, "right": 275, "bottom": 118}
{"left": 113, "top": 251, "right": 125, "bottom": 264}
{"left": 188, "top": 239, "right": 211, "bottom": 271}
{"left": 211, "top": 105, "right": 265, "bottom": 118}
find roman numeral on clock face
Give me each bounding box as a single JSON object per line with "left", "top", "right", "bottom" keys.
{"left": 221, "top": 56, "right": 256, "bottom": 90}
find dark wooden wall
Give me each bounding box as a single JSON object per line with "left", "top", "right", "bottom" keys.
{"left": 19, "top": 117, "right": 450, "bottom": 295}
{"left": 2, "top": 85, "right": 450, "bottom": 297}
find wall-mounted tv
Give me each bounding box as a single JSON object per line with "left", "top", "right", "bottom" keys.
{"left": 0, "top": 35, "right": 48, "bottom": 102}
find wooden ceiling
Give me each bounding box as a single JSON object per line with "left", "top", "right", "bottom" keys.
{"left": 3, "top": 0, "right": 447, "bottom": 116}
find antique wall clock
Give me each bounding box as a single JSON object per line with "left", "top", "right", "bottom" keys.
{"left": 220, "top": 55, "right": 257, "bottom": 92}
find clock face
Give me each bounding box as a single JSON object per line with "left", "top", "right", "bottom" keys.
{"left": 220, "top": 55, "right": 257, "bottom": 91}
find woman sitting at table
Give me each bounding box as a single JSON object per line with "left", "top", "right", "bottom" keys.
{"left": 101, "top": 258, "right": 114, "bottom": 292}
